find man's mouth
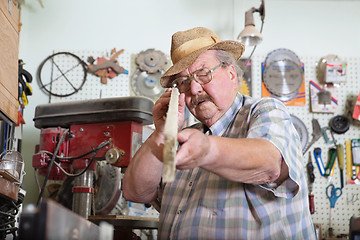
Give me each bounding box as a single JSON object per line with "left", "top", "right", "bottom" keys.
{"left": 196, "top": 99, "right": 206, "bottom": 106}
{"left": 191, "top": 95, "right": 211, "bottom": 108}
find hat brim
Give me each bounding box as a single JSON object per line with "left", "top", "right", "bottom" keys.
{"left": 160, "top": 40, "right": 245, "bottom": 88}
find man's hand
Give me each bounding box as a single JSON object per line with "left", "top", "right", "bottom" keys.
{"left": 175, "top": 129, "right": 285, "bottom": 185}
{"left": 175, "top": 128, "right": 210, "bottom": 169}
{"left": 152, "top": 89, "right": 186, "bottom": 134}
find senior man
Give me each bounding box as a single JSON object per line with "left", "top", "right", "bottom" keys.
{"left": 123, "top": 27, "right": 315, "bottom": 239}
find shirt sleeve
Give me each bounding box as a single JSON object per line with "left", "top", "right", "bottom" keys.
{"left": 245, "top": 97, "right": 305, "bottom": 198}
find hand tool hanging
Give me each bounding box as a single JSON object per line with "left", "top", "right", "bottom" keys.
{"left": 303, "top": 119, "right": 323, "bottom": 154}
{"left": 313, "top": 148, "right": 325, "bottom": 176}
{"left": 337, "top": 144, "right": 345, "bottom": 188}
{"left": 313, "top": 148, "right": 337, "bottom": 178}
{"left": 18, "top": 59, "right": 33, "bottom": 107}
{"left": 306, "top": 152, "right": 315, "bottom": 214}
{"left": 87, "top": 48, "right": 128, "bottom": 84}
{"left": 345, "top": 140, "right": 356, "bottom": 181}
{"left": 17, "top": 59, "right": 33, "bottom": 126}
{"left": 313, "top": 116, "right": 349, "bottom": 185}
{"left": 326, "top": 148, "right": 337, "bottom": 181}
{"left": 329, "top": 115, "right": 349, "bottom": 188}
{"left": 326, "top": 183, "right": 342, "bottom": 238}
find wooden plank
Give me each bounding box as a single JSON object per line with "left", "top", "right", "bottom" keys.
{"left": 89, "top": 215, "right": 159, "bottom": 222}
{"left": 0, "top": 9, "right": 19, "bottom": 96}
{"left": 0, "top": 84, "right": 18, "bottom": 122}
{"left": 0, "top": 0, "right": 20, "bottom": 32}
{"left": 0, "top": 0, "right": 19, "bottom": 122}
{"left": 0, "top": 175, "right": 19, "bottom": 201}
{"left": 162, "top": 87, "right": 179, "bottom": 182}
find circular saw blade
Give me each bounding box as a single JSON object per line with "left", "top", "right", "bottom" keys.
{"left": 135, "top": 49, "right": 168, "bottom": 73}
{"left": 131, "top": 69, "right": 165, "bottom": 100}
{"left": 264, "top": 48, "right": 301, "bottom": 67}
{"left": 263, "top": 59, "right": 303, "bottom": 101}
{"left": 290, "top": 114, "right": 309, "bottom": 153}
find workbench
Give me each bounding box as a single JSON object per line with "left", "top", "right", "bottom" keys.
{"left": 89, "top": 215, "right": 159, "bottom": 239}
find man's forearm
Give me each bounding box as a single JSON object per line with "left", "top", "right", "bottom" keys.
{"left": 202, "top": 136, "right": 284, "bottom": 184}
{"left": 122, "top": 130, "right": 164, "bottom": 203}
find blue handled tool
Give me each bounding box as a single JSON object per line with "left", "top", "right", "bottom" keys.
{"left": 326, "top": 183, "right": 342, "bottom": 208}
{"left": 326, "top": 183, "right": 342, "bottom": 237}
{"left": 313, "top": 148, "right": 338, "bottom": 177}
{"left": 314, "top": 148, "right": 325, "bottom": 176}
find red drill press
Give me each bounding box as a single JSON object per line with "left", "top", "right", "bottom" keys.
{"left": 32, "top": 97, "right": 153, "bottom": 218}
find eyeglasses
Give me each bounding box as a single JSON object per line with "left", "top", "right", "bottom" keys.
{"left": 172, "top": 62, "right": 225, "bottom": 93}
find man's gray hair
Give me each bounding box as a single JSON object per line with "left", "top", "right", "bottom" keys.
{"left": 215, "top": 50, "right": 244, "bottom": 84}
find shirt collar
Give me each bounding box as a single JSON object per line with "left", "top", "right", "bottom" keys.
{"left": 209, "top": 93, "right": 243, "bottom": 136}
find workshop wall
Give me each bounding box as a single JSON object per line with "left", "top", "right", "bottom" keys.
{"left": 18, "top": 0, "right": 360, "bottom": 238}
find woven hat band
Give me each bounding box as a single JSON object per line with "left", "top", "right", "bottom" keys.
{"left": 171, "top": 36, "right": 220, "bottom": 64}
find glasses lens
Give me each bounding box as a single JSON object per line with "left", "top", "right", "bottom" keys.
{"left": 194, "top": 68, "right": 211, "bottom": 84}
{"left": 174, "top": 76, "right": 190, "bottom": 93}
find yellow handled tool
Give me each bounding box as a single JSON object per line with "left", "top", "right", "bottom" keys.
{"left": 345, "top": 140, "right": 353, "bottom": 182}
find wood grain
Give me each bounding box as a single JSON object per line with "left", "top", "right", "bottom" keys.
{"left": 162, "top": 88, "right": 179, "bottom": 182}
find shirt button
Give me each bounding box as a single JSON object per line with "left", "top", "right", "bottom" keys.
{"left": 177, "top": 209, "right": 182, "bottom": 215}
{"left": 189, "top": 182, "right": 193, "bottom": 187}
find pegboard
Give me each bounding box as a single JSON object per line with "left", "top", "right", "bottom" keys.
{"left": 252, "top": 53, "right": 360, "bottom": 238}
{"left": 46, "top": 49, "right": 170, "bottom": 103}
{"left": 47, "top": 49, "right": 131, "bottom": 103}
{"left": 41, "top": 50, "right": 360, "bottom": 237}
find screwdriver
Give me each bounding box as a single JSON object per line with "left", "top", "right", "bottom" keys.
{"left": 307, "top": 152, "right": 315, "bottom": 214}
{"left": 337, "top": 144, "right": 344, "bottom": 188}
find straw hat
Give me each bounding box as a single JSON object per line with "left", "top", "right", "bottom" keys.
{"left": 160, "top": 27, "right": 245, "bottom": 88}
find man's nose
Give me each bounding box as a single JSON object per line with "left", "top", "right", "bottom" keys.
{"left": 190, "top": 79, "right": 203, "bottom": 94}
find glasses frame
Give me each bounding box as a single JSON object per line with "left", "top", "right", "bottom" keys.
{"left": 172, "top": 61, "right": 225, "bottom": 93}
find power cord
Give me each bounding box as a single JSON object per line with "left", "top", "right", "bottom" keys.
{"left": 35, "top": 131, "right": 110, "bottom": 206}
{"left": 36, "top": 129, "right": 69, "bottom": 206}
{"left": 53, "top": 140, "right": 110, "bottom": 178}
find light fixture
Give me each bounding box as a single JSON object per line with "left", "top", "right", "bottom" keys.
{"left": 237, "top": 0, "right": 265, "bottom": 47}
{"left": 0, "top": 150, "right": 25, "bottom": 184}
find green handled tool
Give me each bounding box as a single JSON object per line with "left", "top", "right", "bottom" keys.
{"left": 325, "top": 148, "right": 337, "bottom": 177}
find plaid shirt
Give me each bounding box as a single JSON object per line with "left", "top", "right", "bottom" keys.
{"left": 158, "top": 93, "right": 315, "bottom": 240}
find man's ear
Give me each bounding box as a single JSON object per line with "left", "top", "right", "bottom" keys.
{"left": 229, "top": 65, "right": 238, "bottom": 84}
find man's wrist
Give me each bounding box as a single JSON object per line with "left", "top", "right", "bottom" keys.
{"left": 152, "top": 129, "right": 165, "bottom": 142}
{"left": 200, "top": 135, "right": 216, "bottom": 169}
